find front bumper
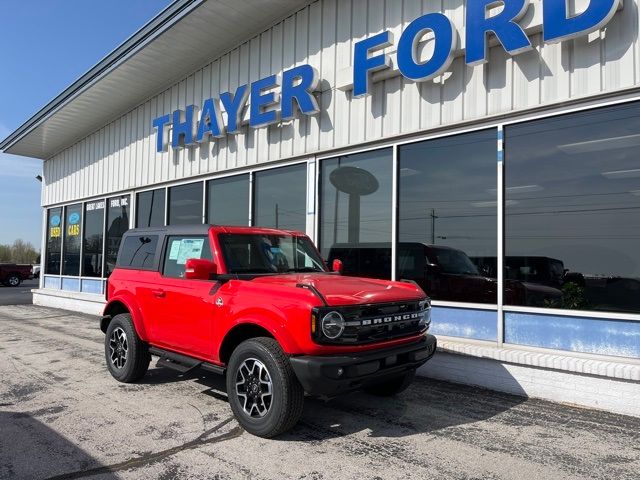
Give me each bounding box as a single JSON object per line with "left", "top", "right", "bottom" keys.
{"left": 289, "top": 334, "right": 437, "bottom": 397}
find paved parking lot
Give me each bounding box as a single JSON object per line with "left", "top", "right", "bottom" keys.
{"left": 1, "top": 304, "right": 639, "bottom": 480}
{"left": 0, "top": 279, "right": 38, "bottom": 306}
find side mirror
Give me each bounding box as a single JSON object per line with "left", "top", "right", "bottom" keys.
{"left": 185, "top": 258, "right": 217, "bottom": 280}
{"left": 425, "top": 263, "right": 441, "bottom": 274}
{"left": 332, "top": 259, "right": 344, "bottom": 274}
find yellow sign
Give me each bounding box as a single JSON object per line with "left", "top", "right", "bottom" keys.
{"left": 67, "top": 224, "right": 80, "bottom": 236}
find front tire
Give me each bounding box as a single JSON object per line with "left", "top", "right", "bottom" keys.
{"left": 226, "top": 337, "right": 304, "bottom": 438}
{"left": 104, "top": 313, "right": 150, "bottom": 383}
{"left": 364, "top": 370, "right": 416, "bottom": 396}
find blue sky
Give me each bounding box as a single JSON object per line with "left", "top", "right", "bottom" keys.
{"left": 0, "top": 0, "right": 173, "bottom": 248}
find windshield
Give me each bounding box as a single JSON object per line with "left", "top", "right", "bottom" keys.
{"left": 430, "top": 248, "right": 480, "bottom": 276}
{"left": 219, "top": 234, "right": 328, "bottom": 274}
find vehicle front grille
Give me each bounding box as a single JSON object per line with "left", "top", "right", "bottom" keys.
{"left": 313, "top": 300, "right": 430, "bottom": 345}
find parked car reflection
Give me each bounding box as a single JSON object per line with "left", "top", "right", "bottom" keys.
{"left": 328, "top": 243, "right": 563, "bottom": 306}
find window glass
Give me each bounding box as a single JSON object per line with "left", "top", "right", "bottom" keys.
{"left": 62, "top": 204, "right": 82, "bottom": 276}
{"left": 117, "top": 235, "right": 159, "bottom": 270}
{"left": 321, "top": 148, "right": 393, "bottom": 279}
{"left": 253, "top": 164, "right": 306, "bottom": 231}
{"left": 163, "top": 236, "right": 212, "bottom": 278}
{"left": 105, "top": 195, "right": 130, "bottom": 276}
{"left": 505, "top": 102, "right": 640, "bottom": 313}
{"left": 398, "top": 130, "right": 498, "bottom": 303}
{"left": 82, "top": 199, "right": 105, "bottom": 277}
{"left": 207, "top": 174, "right": 249, "bottom": 225}
{"left": 45, "top": 207, "right": 63, "bottom": 275}
{"left": 219, "top": 234, "right": 326, "bottom": 274}
{"left": 136, "top": 188, "right": 165, "bottom": 227}
{"left": 168, "top": 182, "right": 203, "bottom": 225}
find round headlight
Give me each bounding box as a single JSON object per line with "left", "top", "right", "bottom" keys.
{"left": 321, "top": 311, "right": 345, "bottom": 339}
{"left": 418, "top": 299, "right": 431, "bottom": 327}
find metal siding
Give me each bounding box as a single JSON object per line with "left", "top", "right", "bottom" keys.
{"left": 43, "top": 0, "right": 640, "bottom": 205}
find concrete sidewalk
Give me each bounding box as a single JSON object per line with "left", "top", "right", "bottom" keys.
{"left": 1, "top": 304, "right": 639, "bottom": 480}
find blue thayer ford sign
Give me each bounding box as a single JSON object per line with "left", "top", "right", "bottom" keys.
{"left": 154, "top": 0, "right": 622, "bottom": 152}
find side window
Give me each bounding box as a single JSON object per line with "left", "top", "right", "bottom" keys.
{"left": 163, "top": 236, "right": 212, "bottom": 279}
{"left": 116, "top": 235, "right": 159, "bottom": 270}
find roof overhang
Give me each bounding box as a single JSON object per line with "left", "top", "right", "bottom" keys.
{"left": 0, "top": 0, "right": 312, "bottom": 160}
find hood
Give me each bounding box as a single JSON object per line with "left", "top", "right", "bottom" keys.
{"left": 250, "top": 273, "right": 425, "bottom": 306}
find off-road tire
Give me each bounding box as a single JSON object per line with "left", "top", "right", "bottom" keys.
{"left": 364, "top": 370, "right": 416, "bottom": 396}
{"left": 104, "top": 313, "right": 150, "bottom": 383}
{"left": 5, "top": 274, "right": 21, "bottom": 287}
{"left": 226, "top": 337, "right": 304, "bottom": 438}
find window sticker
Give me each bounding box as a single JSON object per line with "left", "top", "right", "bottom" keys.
{"left": 176, "top": 238, "right": 205, "bottom": 265}
{"left": 168, "top": 240, "right": 181, "bottom": 260}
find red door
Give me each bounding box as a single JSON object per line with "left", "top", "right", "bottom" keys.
{"left": 149, "top": 277, "right": 217, "bottom": 360}
{"left": 146, "top": 235, "right": 218, "bottom": 360}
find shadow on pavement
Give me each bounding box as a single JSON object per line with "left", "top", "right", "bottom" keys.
{"left": 141, "top": 361, "right": 527, "bottom": 441}
{"left": 0, "top": 411, "right": 117, "bottom": 480}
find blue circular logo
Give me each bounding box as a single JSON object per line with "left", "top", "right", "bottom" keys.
{"left": 69, "top": 212, "right": 80, "bottom": 225}
{"left": 50, "top": 215, "right": 61, "bottom": 227}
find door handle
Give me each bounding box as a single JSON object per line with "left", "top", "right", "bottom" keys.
{"left": 152, "top": 289, "right": 166, "bottom": 298}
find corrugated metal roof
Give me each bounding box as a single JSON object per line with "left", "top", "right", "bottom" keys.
{"left": 0, "top": 0, "right": 313, "bottom": 159}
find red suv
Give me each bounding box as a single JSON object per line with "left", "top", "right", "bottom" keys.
{"left": 101, "top": 225, "right": 436, "bottom": 437}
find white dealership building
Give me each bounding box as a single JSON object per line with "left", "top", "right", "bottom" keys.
{"left": 1, "top": 0, "right": 639, "bottom": 416}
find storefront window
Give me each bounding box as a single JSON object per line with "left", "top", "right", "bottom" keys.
{"left": 104, "top": 195, "right": 130, "bottom": 276}
{"left": 45, "top": 207, "right": 63, "bottom": 275}
{"left": 168, "top": 182, "right": 203, "bottom": 225}
{"left": 320, "top": 148, "right": 393, "bottom": 279}
{"left": 82, "top": 199, "right": 105, "bottom": 277}
{"left": 505, "top": 102, "right": 640, "bottom": 313}
{"left": 398, "top": 130, "right": 498, "bottom": 303}
{"left": 136, "top": 188, "right": 165, "bottom": 228}
{"left": 207, "top": 174, "right": 249, "bottom": 226}
{"left": 253, "top": 164, "right": 306, "bottom": 231}
{"left": 62, "top": 204, "right": 82, "bottom": 276}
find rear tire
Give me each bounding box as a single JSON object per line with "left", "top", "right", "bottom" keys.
{"left": 5, "top": 274, "right": 21, "bottom": 287}
{"left": 104, "top": 313, "right": 150, "bottom": 383}
{"left": 226, "top": 337, "right": 304, "bottom": 438}
{"left": 364, "top": 370, "right": 416, "bottom": 396}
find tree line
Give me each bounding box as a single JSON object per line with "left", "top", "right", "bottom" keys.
{"left": 0, "top": 240, "right": 40, "bottom": 264}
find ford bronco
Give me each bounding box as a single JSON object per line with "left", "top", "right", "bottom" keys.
{"left": 101, "top": 225, "right": 436, "bottom": 437}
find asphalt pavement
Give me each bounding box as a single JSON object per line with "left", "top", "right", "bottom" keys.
{"left": 0, "top": 304, "right": 639, "bottom": 480}
{"left": 0, "top": 279, "right": 38, "bottom": 306}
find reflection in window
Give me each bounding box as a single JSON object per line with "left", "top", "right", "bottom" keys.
{"left": 62, "top": 204, "right": 82, "bottom": 276}
{"left": 45, "top": 207, "right": 63, "bottom": 275}
{"left": 136, "top": 188, "right": 165, "bottom": 227}
{"left": 117, "top": 235, "right": 159, "bottom": 270}
{"left": 82, "top": 200, "right": 105, "bottom": 277}
{"left": 168, "top": 183, "right": 203, "bottom": 225}
{"left": 321, "top": 148, "right": 393, "bottom": 279}
{"left": 398, "top": 130, "right": 497, "bottom": 303}
{"left": 207, "top": 174, "right": 249, "bottom": 226}
{"left": 104, "top": 195, "right": 130, "bottom": 276}
{"left": 506, "top": 102, "right": 640, "bottom": 313}
{"left": 253, "top": 164, "right": 306, "bottom": 232}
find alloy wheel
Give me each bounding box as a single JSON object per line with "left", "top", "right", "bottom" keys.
{"left": 109, "top": 327, "right": 128, "bottom": 369}
{"left": 235, "top": 358, "right": 273, "bottom": 418}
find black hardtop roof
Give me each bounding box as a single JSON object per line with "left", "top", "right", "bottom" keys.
{"left": 123, "top": 224, "right": 212, "bottom": 237}
{"left": 122, "top": 224, "right": 308, "bottom": 238}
